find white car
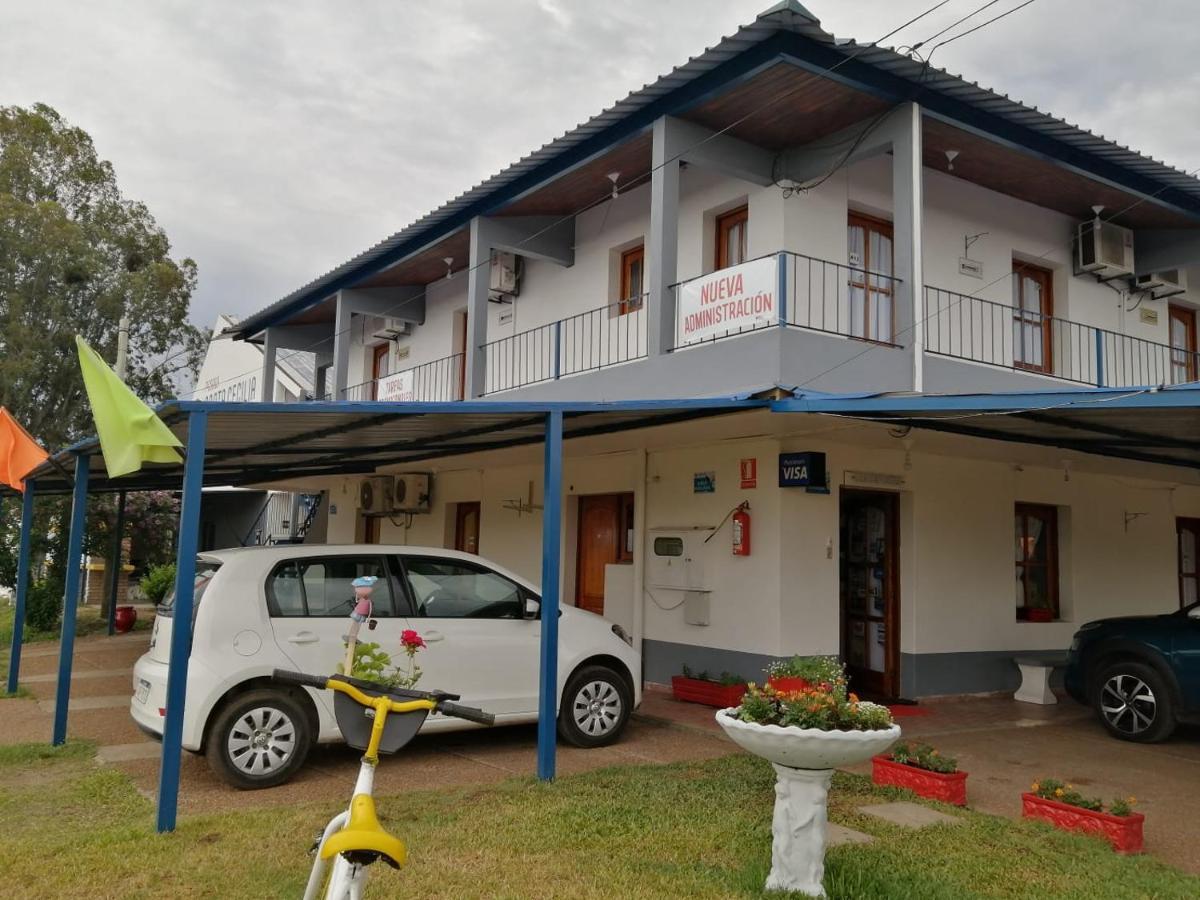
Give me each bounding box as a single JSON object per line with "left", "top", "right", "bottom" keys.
{"left": 131, "top": 544, "right": 641, "bottom": 789}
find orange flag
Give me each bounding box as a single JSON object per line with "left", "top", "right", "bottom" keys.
{"left": 0, "top": 407, "right": 49, "bottom": 492}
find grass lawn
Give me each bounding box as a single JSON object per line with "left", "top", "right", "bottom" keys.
{"left": 0, "top": 743, "right": 1195, "bottom": 899}
{"left": 0, "top": 602, "right": 151, "bottom": 653}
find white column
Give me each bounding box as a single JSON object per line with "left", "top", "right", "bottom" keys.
{"left": 331, "top": 291, "right": 352, "bottom": 400}
{"left": 648, "top": 117, "right": 680, "bottom": 357}
{"left": 261, "top": 328, "right": 278, "bottom": 402}
{"left": 464, "top": 217, "right": 492, "bottom": 398}
{"left": 892, "top": 102, "right": 925, "bottom": 392}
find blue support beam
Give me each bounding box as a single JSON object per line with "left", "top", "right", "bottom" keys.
{"left": 52, "top": 455, "right": 90, "bottom": 745}
{"left": 536, "top": 410, "right": 563, "bottom": 781}
{"left": 106, "top": 489, "right": 127, "bottom": 636}
{"left": 157, "top": 411, "right": 208, "bottom": 833}
{"left": 6, "top": 481, "right": 37, "bottom": 695}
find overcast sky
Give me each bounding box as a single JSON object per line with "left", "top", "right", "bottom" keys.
{"left": 4, "top": 0, "right": 1199, "bottom": 330}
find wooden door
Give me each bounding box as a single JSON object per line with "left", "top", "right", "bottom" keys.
{"left": 1013, "top": 262, "right": 1054, "bottom": 373}
{"left": 456, "top": 311, "right": 468, "bottom": 400}
{"left": 575, "top": 493, "right": 633, "bottom": 615}
{"left": 1178, "top": 518, "right": 1200, "bottom": 608}
{"left": 370, "top": 343, "right": 390, "bottom": 400}
{"left": 454, "top": 502, "right": 481, "bottom": 555}
{"left": 1169, "top": 305, "right": 1197, "bottom": 384}
{"left": 362, "top": 515, "right": 381, "bottom": 545}
{"left": 715, "top": 205, "right": 748, "bottom": 270}
{"left": 840, "top": 489, "right": 900, "bottom": 699}
{"left": 847, "top": 213, "right": 895, "bottom": 343}
{"left": 619, "top": 245, "right": 645, "bottom": 315}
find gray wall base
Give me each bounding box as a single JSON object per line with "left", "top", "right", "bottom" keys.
{"left": 642, "top": 638, "right": 776, "bottom": 686}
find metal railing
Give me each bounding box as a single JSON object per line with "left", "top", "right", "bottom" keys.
{"left": 482, "top": 297, "right": 647, "bottom": 394}
{"left": 924, "top": 286, "right": 1200, "bottom": 387}
{"left": 343, "top": 352, "right": 464, "bottom": 402}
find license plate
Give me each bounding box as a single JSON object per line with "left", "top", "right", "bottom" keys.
{"left": 136, "top": 679, "right": 151, "bottom": 704}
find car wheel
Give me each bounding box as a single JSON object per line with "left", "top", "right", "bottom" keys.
{"left": 205, "top": 689, "right": 313, "bottom": 789}
{"left": 557, "top": 664, "right": 632, "bottom": 748}
{"left": 1093, "top": 660, "right": 1176, "bottom": 743}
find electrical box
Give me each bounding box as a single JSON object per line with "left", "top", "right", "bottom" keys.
{"left": 647, "top": 528, "right": 712, "bottom": 626}
{"left": 489, "top": 251, "right": 521, "bottom": 299}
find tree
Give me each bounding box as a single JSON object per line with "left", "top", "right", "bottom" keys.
{"left": 0, "top": 104, "right": 207, "bottom": 588}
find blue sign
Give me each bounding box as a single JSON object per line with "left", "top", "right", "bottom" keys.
{"left": 778, "top": 452, "right": 828, "bottom": 491}
{"left": 693, "top": 471, "right": 716, "bottom": 493}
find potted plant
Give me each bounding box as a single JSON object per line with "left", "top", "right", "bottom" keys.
{"left": 1023, "top": 779, "right": 1143, "bottom": 854}
{"left": 872, "top": 741, "right": 968, "bottom": 806}
{"left": 716, "top": 660, "right": 899, "bottom": 896}
{"left": 670, "top": 666, "right": 747, "bottom": 708}
{"left": 764, "top": 654, "right": 843, "bottom": 693}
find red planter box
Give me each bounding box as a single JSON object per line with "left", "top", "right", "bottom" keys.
{"left": 872, "top": 755, "right": 969, "bottom": 806}
{"left": 670, "top": 676, "right": 747, "bottom": 708}
{"left": 1021, "top": 792, "right": 1144, "bottom": 854}
{"left": 766, "top": 676, "right": 811, "bottom": 693}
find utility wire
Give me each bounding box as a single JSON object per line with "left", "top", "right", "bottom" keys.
{"left": 926, "top": 0, "right": 1039, "bottom": 60}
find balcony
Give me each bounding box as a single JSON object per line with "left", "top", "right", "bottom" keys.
{"left": 343, "top": 352, "right": 464, "bottom": 402}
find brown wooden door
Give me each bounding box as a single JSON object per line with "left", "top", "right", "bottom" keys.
{"left": 456, "top": 311, "right": 468, "bottom": 400}
{"left": 840, "top": 489, "right": 900, "bottom": 699}
{"left": 1178, "top": 518, "right": 1200, "bottom": 608}
{"left": 362, "top": 515, "right": 381, "bottom": 545}
{"left": 454, "top": 502, "right": 481, "bottom": 555}
{"left": 847, "top": 213, "right": 895, "bottom": 343}
{"left": 1169, "top": 305, "right": 1197, "bottom": 384}
{"left": 715, "top": 205, "right": 748, "bottom": 270}
{"left": 1013, "top": 262, "right": 1054, "bottom": 373}
{"left": 371, "top": 343, "right": 390, "bottom": 400}
{"left": 575, "top": 493, "right": 633, "bottom": 615}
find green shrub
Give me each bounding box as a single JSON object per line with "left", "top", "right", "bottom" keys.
{"left": 890, "top": 741, "right": 958, "bottom": 774}
{"left": 139, "top": 563, "right": 176, "bottom": 606}
{"left": 25, "top": 579, "right": 62, "bottom": 633}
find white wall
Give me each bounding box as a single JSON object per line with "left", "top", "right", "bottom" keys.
{"left": 195, "top": 315, "right": 305, "bottom": 402}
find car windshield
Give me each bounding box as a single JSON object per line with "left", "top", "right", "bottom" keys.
{"left": 156, "top": 560, "right": 221, "bottom": 618}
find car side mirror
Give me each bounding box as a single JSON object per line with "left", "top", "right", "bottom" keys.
{"left": 523, "top": 596, "right": 541, "bottom": 620}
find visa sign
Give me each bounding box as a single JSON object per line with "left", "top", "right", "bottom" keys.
{"left": 778, "top": 451, "right": 827, "bottom": 490}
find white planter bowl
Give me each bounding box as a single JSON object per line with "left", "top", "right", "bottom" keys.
{"left": 715, "top": 708, "right": 901, "bottom": 770}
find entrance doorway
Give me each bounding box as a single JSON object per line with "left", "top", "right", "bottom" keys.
{"left": 575, "top": 493, "right": 634, "bottom": 616}
{"left": 454, "top": 501, "right": 481, "bottom": 554}
{"left": 839, "top": 489, "right": 900, "bottom": 698}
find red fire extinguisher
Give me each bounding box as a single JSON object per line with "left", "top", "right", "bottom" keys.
{"left": 732, "top": 502, "right": 751, "bottom": 556}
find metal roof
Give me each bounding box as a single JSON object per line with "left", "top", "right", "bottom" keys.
{"left": 230, "top": 2, "right": 1200, "bottom": 339}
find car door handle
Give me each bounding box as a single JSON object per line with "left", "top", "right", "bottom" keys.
{"left": 286, "top": 631, "right": 319, "bottom": 644}
{"left": 422, "top": 630, "right": 445, "bottom": 643}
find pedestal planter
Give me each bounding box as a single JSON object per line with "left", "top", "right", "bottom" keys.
{"left": 670, "top": 675, "right": 746, "bottom": 708}
{"left": 716, "top": 709, "right": 900, "bottom": 897}
{"left": 1021, "top": 793, "right": 1144, "bottom": 854}
{"left": 872, "top": 755, "right": 968, "bottom": 806}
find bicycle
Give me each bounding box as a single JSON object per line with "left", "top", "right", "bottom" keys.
{"left": 272, "top": 669, "right": 494, "bottom": 899}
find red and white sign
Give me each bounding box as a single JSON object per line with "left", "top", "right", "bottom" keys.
{"left": 376, "top": 369, "right": 415, "bottom": 402}
{"left": 676, "top": 256, "right": 777, "bottom": 347}
{"left": 740, "top": 457, "right": 757, "bottom": 489}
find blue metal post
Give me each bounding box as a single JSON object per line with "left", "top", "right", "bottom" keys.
{"left": 536, "top": 409, "right": 563, "bottom": 781}
{"left": 1095, "top": 329, "right": 1106, "bottom": 387}
{"left": 777, "top": 252, "right": 788, "bottom": 326}
{"left": 6, "top": 480, "right": 37, "bottom": 695}
{"left": 52, "top": 455, "right": 90, "bottom": 745}
{"left": 552, "top": 320, "right": 562, "bottom": 380}
{"left": 106, "top": 489, "right": 127, "bottom": 636}
{"left": 157, "top": 411, "right": 207, "bottom": 833}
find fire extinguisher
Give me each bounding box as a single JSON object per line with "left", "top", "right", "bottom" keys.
{"left": 732, "top": 501, "right": 751, "bottom": 556}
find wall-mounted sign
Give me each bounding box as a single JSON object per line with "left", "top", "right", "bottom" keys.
{"left": 844, "top": 470, "right": 906, "bottom": 490}
{"left": 778, "top": 452, "right": 827, "bottom": 491}
{"left": 1140, "top": 307, "right": 1159, "bottom": 325}
{"left": 675, "top": 256, "right": 777, "bottom": 347}
{"left": 958, "top": 257, "right": 983, "bottom": 279}
{"left": 376, "top": 369, "right": 415, "bottom": 402}
{"left": 693, "top": 471, "right": 716, "bottom": 494}
{"left": 739, "top": 458, "right": 757, "bottom": 489}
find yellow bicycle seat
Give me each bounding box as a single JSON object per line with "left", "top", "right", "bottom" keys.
{"left": 320, "top": 793, "right": 408, "bottom": 869}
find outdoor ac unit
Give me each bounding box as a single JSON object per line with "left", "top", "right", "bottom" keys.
{"left": 1134, "top": 268, "right": 1187, "bottom": 299}
{"left": 359, "top": 476, "right": 393, "bottom": 515}
{"left": 392, "top": 473, "right": 432, "bottom": 514}
{"left": 489, "top": 251, "right": 521, "bottom": 300}
{"left": 1076, "top": 219, "right": 1134, "bottom": 277}
{"left": 370, "top": 317, "right": 412, "bottom": 341}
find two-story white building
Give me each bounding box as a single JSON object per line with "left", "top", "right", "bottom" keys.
{"left": 216, "top": 3, "right": 1200, "bottom": 700}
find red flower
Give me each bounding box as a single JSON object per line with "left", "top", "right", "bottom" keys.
{"left": 400, "top": 629, "right": 426, "bottom": 650}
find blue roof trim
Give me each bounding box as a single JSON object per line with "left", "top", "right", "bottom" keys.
{"left": 772, "top": 385, "right": 1200, "bottom": 414}
{"left": 168, "top": 395, "right": 771, "bottom": 415}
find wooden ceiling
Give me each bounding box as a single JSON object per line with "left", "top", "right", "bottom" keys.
{"left": 358, "top": 229, "right": 472, "bottom": 289}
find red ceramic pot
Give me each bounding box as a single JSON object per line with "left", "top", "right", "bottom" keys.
{"left": 872, "top": 755, "right": 968, "bottom": 806}
{"left": 1021, "top": 792, "right": 1144, "bottom": 854}
{"left": 114, "top": 605, "right": 138, "bottom": 634}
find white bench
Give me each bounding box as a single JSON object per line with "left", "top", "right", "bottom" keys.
{"left": 1013, "top": 653, "right": 1068, "bottom": 705}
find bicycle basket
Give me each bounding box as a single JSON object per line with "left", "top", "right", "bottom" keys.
{"left": 334, "top": 686, "right": 429, "bottom": 754}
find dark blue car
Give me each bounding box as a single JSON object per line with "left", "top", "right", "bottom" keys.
{"left": 1065, "top": 602, "right": 1200, "bottom": 742}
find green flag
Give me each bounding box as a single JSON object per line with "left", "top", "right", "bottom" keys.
{"left": 75, "top": 335, "right": 183, "bottom": 478}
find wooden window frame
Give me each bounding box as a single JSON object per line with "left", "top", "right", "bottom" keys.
{"left": 1013, "top": 262, "right": 1054, "bottom": 374}
{"left": 617, "top": 494, "right": 635, "bottom": 563}
{"left": 1177, "top": 518, "right": 1200, "bottom": 609}
{"left": 846, "top": 212, "right": 896, "bottom": 344}
{"left": 1168, "top": 304, "right": 1198, "bottom": 384}
{"left": 618, "top": 245, "right": 645, "bottom": 316}
{"left": 715, "top": 205, "right": 749, "bottom": 270}
{"left": 1014, "top": 503, "right": 1060, "bottom": 621}
{"left": 370, "top": 343, "right": 390, "bottom": 400}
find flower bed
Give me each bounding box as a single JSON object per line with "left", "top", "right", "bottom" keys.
{"left": 1023, "top": 780, "right": 1143, "bottom": 854}
{"left": 764, "top": 655, "right": 841, "bottom": 695}
{"left": 872, "top": 752, "right": 967, "bottom": 806}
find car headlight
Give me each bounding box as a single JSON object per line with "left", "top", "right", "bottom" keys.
{"left": 611, "top": 623, "right": 632, "bottom": 646}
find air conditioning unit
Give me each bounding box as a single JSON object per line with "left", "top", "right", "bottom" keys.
{"left": 489, "top": 251, "right": 521, "bottom": 301}
{"left": 359, "top": 476, "right": 393, "bottom": 515}
{"left": 370, "top": 317, "right": 412, "bottom": 341}
{"left": 1076, "top": 219, "right": 1134, "bottom": 277}
{"left": 1134, "top": 268, "right": 1187, "bottom": 299}
{"left": 393, "top": 473, "right": 432, "bottom": 514}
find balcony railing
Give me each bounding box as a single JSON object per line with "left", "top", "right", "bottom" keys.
{"left": 343, "top": 352, "right": 464, "bottom": 402}
{"left": 482, "top": 297, "right": 647, "bottom": 394}
{"left": 924, "top": 286, "right": 1200, "bottom": 387}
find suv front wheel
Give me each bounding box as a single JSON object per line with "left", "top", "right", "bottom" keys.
{"left": 1093, "top": 659, "right": 1176, "bottom": 743}
{"left": 205, "top": 689, "right": 314, "bottom": 789}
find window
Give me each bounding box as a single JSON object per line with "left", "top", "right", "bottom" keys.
{"left": 371, "top": 343, "right": 391, "bottom": 399}
{"left": 1178, "top": 519, "right": 1200, "bottom": 608}
{"left": 1169, "top": 305, "right": 1197, "bottom": 384}
{"left": 618, "top": 245, "right": 644, "bottom": 315}
{"left": 715, "top": 205, "right": 748, "bottom": 270}
{"left": 1013, "top": 262, "right": 1053, "bottom": 373}
{"left": 1014, "top": 504, "right": 1059, "bottom": 621}
{"left": 267, "top": 556, "right": 393, "bottom": 617}
{"left": 847, "top": 213, "right": 895, "bottom": 343}
{"left": 403, "top": 557, "right": 525, "bottom": 619}
{"left": 617, "top": 493, "right": 635, "bottom": 562}
{"left": 156, "top": 562, "right": 221, "bottom": 618}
